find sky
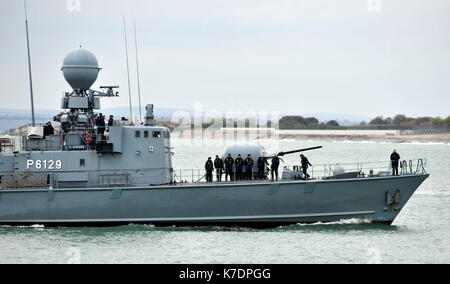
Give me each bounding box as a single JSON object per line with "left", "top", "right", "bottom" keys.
{"left": 0, "top": 0, "right": 449, "bottom": 118}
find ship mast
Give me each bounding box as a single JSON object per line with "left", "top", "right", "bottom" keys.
{"left": 134, "top": 19, "right": 143, "bottom": 125}
{"left": 123, "top": 15, "right": 134, "bottom": 125}
{"left": 24, "top": 0, "right": 36, "bottom": 127}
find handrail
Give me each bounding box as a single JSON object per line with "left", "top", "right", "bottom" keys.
{"left": 0, "top": 133, "right": 109, "bottom": 153}
{"left": 290, "top": 158, "right": 428, "bottom": 179}
{"left": 0, "top": 159, "right": 429, "bottom": 190}
{"left": 0, "top": 167, "right": 173, "bottom": 190}
{"left": 171, "top": 158, "right": 428, "bottom": 183}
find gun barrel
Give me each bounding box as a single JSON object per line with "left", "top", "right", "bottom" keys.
{"left": 278, "top": 146, "right": 323, "bottom": 157}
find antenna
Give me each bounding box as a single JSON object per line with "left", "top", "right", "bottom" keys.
{"left": 24, "top": 0, "right": 35, "bottom": 127}
{"left": 123, "top": 15, "right": 133, "bottom": 125}
{"left": 134, "top": 19, "right": 143, "bottom": 124}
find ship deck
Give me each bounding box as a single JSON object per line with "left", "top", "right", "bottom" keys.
{"left": 0, "top": 159, "right": 428, "bottom": 191}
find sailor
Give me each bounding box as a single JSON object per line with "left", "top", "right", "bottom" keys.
{"left": 108, "top": 115, "right": 114, "bottom": 130}
{"left": 300, "top": 154, "right": 312, "bottom": 180}
{"left": 205, "top": 157, "right": 214, "bottom": 182}
{"left": 42, "top": 123, "right": 49, "bottom": 138}
{"left": 391, "top": 150, "right": 401, "bottom": 176}
{"left": 43, "top": 122, "right": 55, "bottom": 138}
{"left": 245, "top": 154, "right": 254, "bottom": 180}
{"left": 96, "top": 113, "right": 106, "bottom": 135}
{"left": 214, "top": 155, "right": 224, "bottom": 182}
{"left": 271, "top": 155, "right": 280, "bottom": 181}
{"left": 235, "top": 154, "right": 244, "bottom": 181}
{"left": 224, "top": 154, "right": 234, "bottom": 182}
{"left": 48, "top": 122, "right": 55, "bottom": 136}
{"left": 257, "top": 156, "right": 268, "bottom": 180}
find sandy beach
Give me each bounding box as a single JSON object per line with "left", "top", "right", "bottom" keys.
{"left": 172, "top": 129, "right": 450, "bottom": 144}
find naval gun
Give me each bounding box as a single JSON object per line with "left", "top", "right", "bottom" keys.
{"left": 223, "top": 143, "right": 322, "bottom": 159}
{"left": 276, "top": 146, "right": 323, "bottom": 157}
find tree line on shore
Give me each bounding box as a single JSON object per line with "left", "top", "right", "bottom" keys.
{"left": 278, "top": 116, "right": 339, "bottom": 129}
{"left": 364, "top": 115, "right": 450, "bottom": 127}
{"left": 278, "top": 114, "right": 450, "bottom": 130}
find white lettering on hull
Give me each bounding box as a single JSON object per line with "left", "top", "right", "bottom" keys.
{"left": 26, "top": 160, "right": 62, "bottom": 170}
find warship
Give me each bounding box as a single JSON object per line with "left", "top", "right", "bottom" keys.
{"left": 0, "top": 48, "right": 429, "bottom": 227}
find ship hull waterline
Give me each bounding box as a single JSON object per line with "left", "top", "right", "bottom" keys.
{"left": 0, "top": 174, "right": 429, "bottom": 227}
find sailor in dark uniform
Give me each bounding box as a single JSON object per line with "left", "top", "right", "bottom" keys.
{"left": 205, "top": 157, "right": 214, "bottom": 182}
{"left": 43, "top": 122, "right": 55, "bottom": 138}
{"left": 95, "top": 113, "right": 106, "bottom": 135}
{"left": 391, "top": 150, "right": 401, "bottom": 176}
{"left": 271, "top": 155, "right": 280, "bottom": 181}
{"left": 224, "top": 154, "right": 234, "bottom": 181}
{"left": 257, "top": 156, "right": 268, "bottom": 180}
{"left": 108, "top": 115, "right": 114, "bottom": 131}
{"left": 300, "top": 154, "right": 312, "bottom": 180}
{"left": 214, "top": 155, "right": 224, "bottom": 182}
{"left": 235, "top": 154, "right": 244, "bottom": 181}
{"left": 245, "top": 154, "right": 254, "bottom": 180}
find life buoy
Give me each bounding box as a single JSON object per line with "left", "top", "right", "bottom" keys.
{"left": 83, "top": 133, "right": 94, "bottom": 144}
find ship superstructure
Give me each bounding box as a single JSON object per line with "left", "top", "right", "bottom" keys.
{"left": 0, "top": 48, "right": 173, "bottom": 189}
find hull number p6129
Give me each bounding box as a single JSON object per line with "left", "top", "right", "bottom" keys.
{"left": 27, "top": 160, "right": 63, "bottom": 170}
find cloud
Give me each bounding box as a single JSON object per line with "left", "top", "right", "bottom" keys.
{"left": 1, "top": 0, "right": 450, "bottom": 117}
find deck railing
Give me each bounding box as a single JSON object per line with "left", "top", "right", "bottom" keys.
{"left": 0, "top": 159, "right": 427, "bottom": 190}
{"left": 0, "top": 132, "right": 110, "bottom": 154}
{"left": 0, "top": 136, "right": 22, "bottom": 154}
{"left": 308, "top": 158, "right": 427, "bottom": 179}
{"left": 0, "top": 168, "right": 172, "bottom": 190}
{"left": 171, "top": 158, "right": 428, "bottom": 183}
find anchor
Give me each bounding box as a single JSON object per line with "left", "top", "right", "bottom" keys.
{"left": 386, "top": 190, "right": 401, "bottom": 212}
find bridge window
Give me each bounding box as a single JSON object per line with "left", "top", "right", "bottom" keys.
{"left": 80, "top": 159, "right": 85, "bottom": 167}
{"left": 164, "top": 132, "right": 170, "bottom": 139}
{"left": 144, "top": 131, "right": 149, "bottom": 138}
{"left": 135, "top": 131, "right": 141, "bottom": 138}
{"left": 153, "top": 131, "right": 161, "bottom": 138}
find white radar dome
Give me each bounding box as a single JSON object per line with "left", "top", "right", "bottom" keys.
{"left": 61, "top": 48, "right": 101, "bottom": 91}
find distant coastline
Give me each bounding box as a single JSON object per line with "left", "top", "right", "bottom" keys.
{"left": 278, "top": 133, "right": 450, "bottom": 144}
{"left": 172, "top": 129, "right": 450, "bottom": 144}
{"left": 277, "top": 130, "right": 450, "bottom": 143}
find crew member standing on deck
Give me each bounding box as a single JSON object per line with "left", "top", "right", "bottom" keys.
{"left": 300, "top": 154, "right": 312, "bottom": 180}
{"left": 96, "top": 113, "right": 106, "bottom": 135}
{"left": 205, "top": 157, "right": 214, "bottom": 182}
{"left": 43, "top": 122, "right": 55, "bottom": 138}
{"left": 224, "top": 154, "right": 234, "bottom": 181}
{"left": 214, "top": 155, "right": 224, "bottom": 182}
{"left": 245, "top": 154, "right": 254, "bottom": 180}
{"left": 271, "top": 155, "right": 280, "bottom": 181}
{"left": 47, "top": 122, "right": 55, "bottom": 136}
{"left": 108, "top": 115, "right": 114, "bottom": 131}
{"left": 391, "top": 150, "right": 401, "bottom": 176}
{"left": 257, "top": 156, "right": 268, "bottom": 180}
{"left": 235, "top": 154, "right": 244, "bottom": 181}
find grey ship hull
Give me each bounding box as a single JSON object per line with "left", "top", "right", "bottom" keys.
{"left": 0, "top": 174, "right": 428, "bottom": 227}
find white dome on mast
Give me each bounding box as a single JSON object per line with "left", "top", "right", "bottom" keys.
{"left": 61, "top": 48, "right": 101, "bottom": 91}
